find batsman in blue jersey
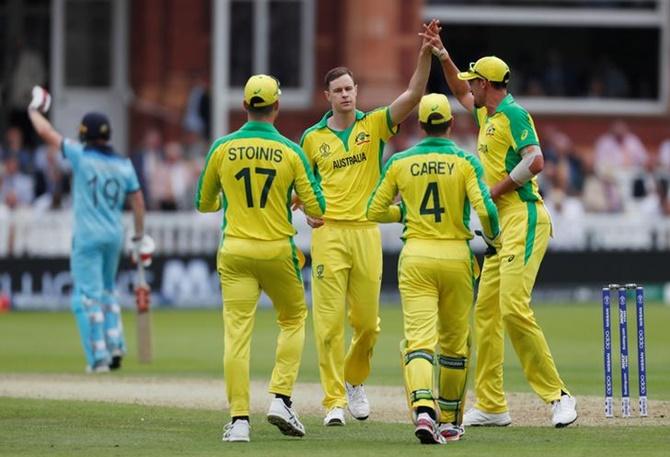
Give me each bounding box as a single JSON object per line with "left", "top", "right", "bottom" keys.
{"left": 28, "top": 86, "right": 154, "bottom": 373}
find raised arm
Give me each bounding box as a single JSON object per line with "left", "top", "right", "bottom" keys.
{"left": 27, "top": 87, "right": 62, "bottom": 148}
{"left": 387, "top": 22, "right": 435, "bottom": 126}
{"left": 420, "top": 22, "right": 475, "bottom": 113}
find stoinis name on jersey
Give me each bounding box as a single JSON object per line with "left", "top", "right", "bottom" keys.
{"left": 228, "top": 145, "right": 284, "bottom": 163}
{"left": 333, "top": 152, "right": 367, "bottom": 169}
{"left": 410, "top": 161, "right": 454, "bottom": 176}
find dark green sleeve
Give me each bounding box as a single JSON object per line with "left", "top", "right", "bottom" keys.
{"left": 505, "top": 106, "right": 539, "bottom": 152}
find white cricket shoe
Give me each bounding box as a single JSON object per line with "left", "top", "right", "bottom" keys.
{"left": 85, "top": 363, "right": 110, "bottom": 374}
{"left": 414, "top": 413, "right": 446, "bottom": 445}
{"left": 222, "top": 419, "right": 250, "bottom": 442}
{"left": 463, "top": 407, "right": 512, "bottom": 426}
{"left": 551, "top": 394, "right": 577, "bottom": 428}
{"left": 267, "top": 398, "right": 305, "bottom": 437}
{"left": 438, "top": 422, "right": 465, "bottom": 442}
{"left": 345, "top": 382, "right": 370, "bottom": 420}
{"left": 323, "top": 407, "right": 346, "bottom": 426}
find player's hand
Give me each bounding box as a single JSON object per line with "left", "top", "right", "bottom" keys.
{"left": 475, "top": 230, "right": 500, "bottom": 257}
{"left": 291, "top": 194, "right": 303, "bottom": 211}
{"left": 131, "top": 234, "right": 155, "bottom": 267}
{"left": 418, "top": 19, "right": 440, "bottom": 56}
{"left": 419, "top": 20, "right": 448, "bottom": 61}
{"left": 306, "top": 216, "right": 324, "bottom": 229}
{"left": 28, "top": 86, "right": 51, "bottom": 113}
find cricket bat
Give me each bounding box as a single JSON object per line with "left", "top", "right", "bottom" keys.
{"left": 135, "top": 259, "right": 152, "bottom": 363}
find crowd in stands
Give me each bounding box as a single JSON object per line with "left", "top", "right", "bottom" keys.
{"left": 2, "top": 115, "right": 670, "bottom": 219}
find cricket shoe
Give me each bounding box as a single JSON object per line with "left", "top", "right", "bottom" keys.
{"left": 551, "top": 394, "right": 577, "bottom": 428}
{"left": 222, "top": 419, "right": 250, "bottom": 442}
{"left": 463, "top": 407, "right": 512, "bottom": 426}
{"left": 345, "top": 382, "right": 370, "bottom": 420}
{"left": 323, "top": 407, "right": 346, "bottom": 426}
{"left": 438, "top": 422, "right": 465, "bottom": 442}
{"left": 414, "top": 413, "right": 446, "bottom": 445}
{"left": 109, "top": 355, "right": 123, "bottom": 371}
{"left": 267, "top": 398, "right": 305, "bottom": 437}
{"left": 85, "top": 360, "right": 110, "bottom": 374}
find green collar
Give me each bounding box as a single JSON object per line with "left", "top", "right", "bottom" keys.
{"left": 239, "top": 121, "right": 280, "bottom": 133}
{"left": 494, "top": 93, "right": 515, "bottom": 114}
{"left": 415, "top": 136, "right": 456, "bottom": 149}
{"left": 315, "top": 110, "right": 365, "bottom": 129}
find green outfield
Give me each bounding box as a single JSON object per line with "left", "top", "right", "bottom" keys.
{"left": 2, "top": 303, "right": 669, "bottom": 397}
{"left": 1, "top": 303, "right": 670, "bottom": 456}
{"left": 2, "top": 398, "right": 669, "bottom": 457}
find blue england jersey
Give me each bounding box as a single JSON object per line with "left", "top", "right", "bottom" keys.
{"left": 62, "top": 139, "right": 140, "bottom": 243}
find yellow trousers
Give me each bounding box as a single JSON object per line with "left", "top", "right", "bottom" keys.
{"left": 399, "top": 239, "right": 475, "bottom": 423}
{"left": 218, "top": 237, "right": 307, "bottom": 417}
{"left": 311, "top": 221, "right": 382, "bottom": 409}
{"left": 473, "top": 202, "right": 569, "bottom": 413}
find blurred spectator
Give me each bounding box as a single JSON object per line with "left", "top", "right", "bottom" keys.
{"left": 588, "top": 57, "right": 630, "bottom": 98}
{"left": 542, "top": 50, "right": 569, "bottom": 96}
{"left": 3, "top": 126, "right": 33, "bottom": 174}
{"left": 657, "top": 178, "right": 670, "bottom": 217}
{"left": 182, "top": 72, "right": 211, "bottom": 159}
{"left": 659, "top": 138, "right": 670, "bottom": 170}
{"left": 630, "top": 148, "right": 670, "bottom": 217}
{"left": 149, "top": 141, "right": 192, "bottom": 211}
{"left": 131, "top": 127, "right": 164, "bottom": 206}
{"left": 0, "top": 155, "right": 34, "bottom": 209}
{"left": 183, "top": 158, "right": 205, "bottom": 211}
{"left": 545, "top": 188, "right": 586, "bottom": 249}
{"left": 542, "top": 128, "right": 585, "bottom": 196}
{"left": 4, "top": 37, "right": 47, "bottom": 146}
{"left": 593, "top": 120, "right": 647, "bottom": 173}
{"left": 581, "top": 152, "right": 624, "bottom": 213}
{"left": 451, "top": 113, "right": 478, "bottom": 154}
{"left": 525, "top": 78, "right": 545, "bottom": 96}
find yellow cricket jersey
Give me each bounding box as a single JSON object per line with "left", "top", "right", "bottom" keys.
{"left": 300, "top": 108, "right": 397, "bottom": 222}
{"left": 195, "top": 121, "right": 326, "bottom": 240}
{"left": 474, "top": 94, "right": 543, "bottom": 212}
{"left": 367, "top": 136, "right": 500, "bottom": 241}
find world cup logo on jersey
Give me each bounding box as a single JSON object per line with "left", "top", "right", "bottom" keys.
{"left": 319, "top": 143, "right": 331, "bottom": 158}
{"left": 315, "top": 264, "right": 325, "bottom": 279}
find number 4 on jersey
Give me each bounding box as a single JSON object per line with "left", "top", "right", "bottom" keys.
{"left": 420, "top": 182, "right": 445, "bottom": 222}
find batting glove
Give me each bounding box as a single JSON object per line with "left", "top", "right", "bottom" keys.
{"left": 131, "top": 234, "right": 155, "bottom": 267}
{"left": 475, "top": 230, "right": 501, "bottom": 257}
{"left": 29, "top": 86, "right": 51, "bottom": 113}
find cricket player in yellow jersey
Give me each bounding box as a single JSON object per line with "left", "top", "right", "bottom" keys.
{"left": 421, "top": 24, "right": 577, "bottom": 428}
{"left": 195, "top": 75, "right": 326, "bottom": 443}
{"left": 367, "top": 93, "right": 500, "bottom": 444}
{"left": 299, "top": 27, "right": 435, "bottom": 426}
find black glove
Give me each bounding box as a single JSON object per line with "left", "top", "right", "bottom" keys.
{"left": 475, "top": 230, "right": 499, "bottom": 257}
